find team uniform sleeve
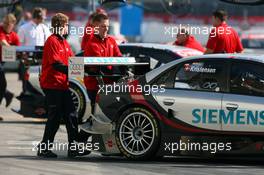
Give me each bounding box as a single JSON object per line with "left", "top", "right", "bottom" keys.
{"left": 235, "top": 33, "right": 244, "bottom": 53}
{"left": 113, "top": 42, "right": 122, "bottom": 57}
{"left": 206, "top": 29, "right": 217, "bottom": 51}
{"left": 13, "top": 33, "right": 20, "bottom": 46}
{"left": 0, "top": 31, "right": 6, "bottom": 41}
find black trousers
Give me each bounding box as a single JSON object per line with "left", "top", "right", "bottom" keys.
{"left": 0, "top": 63, "right": 12, "bottom": 105}
{"left": 41, "top": 89, "right": 79, "bottom": 148}
{"left": 87, "top": 89, "right": 97, "bottom": 114}
{"left": 0, "top": 63, "right": 6, "bottom": 104}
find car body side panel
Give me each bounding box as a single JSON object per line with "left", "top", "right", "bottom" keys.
{"left": 153, "top": 89, "right": 223, "bottom": 131}
{"left": 222, "top": 94, "right": 264, "bottom": 132}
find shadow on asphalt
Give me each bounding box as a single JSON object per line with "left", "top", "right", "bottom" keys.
{"left": 1, "top": 155, "right": 264, "bottom": 168}
{"left": 0, "top": 121, "right": 46, "bottom": 125}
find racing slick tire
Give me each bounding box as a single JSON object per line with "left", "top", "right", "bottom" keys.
{"left": 69, "top": 83, "right": 86, "bottom": 123}
{"left": 115, "top": 107, "right": 160, "bottom": 160}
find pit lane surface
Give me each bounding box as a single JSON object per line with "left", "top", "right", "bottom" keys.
{"left": 0, "top": 73, "right": 264, "bottom": 175}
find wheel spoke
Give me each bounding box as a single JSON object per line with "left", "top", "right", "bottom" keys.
{"left": 142, "top": 123, "right": 151, "bottom": 129}
{"left": 136, "top": 140, "right": 139, "bottom": 151}
{"left": 122, "top": 135, "right": 132, "bottom": 142}
{"left": 139, "top": 140, "right": 145, "bottom": 150}
{"left": 72, "top": 96, "right": 77, "bottom": 100}
{"left": 132, "top": 140, "right": 136, "bottom": 151}
{"left": 137, "top": 115, "right": 141, "bottom": 127}
{"left": 144, "top": 130, "right": 153, "bottom": 133}
{"left": 127, "top": 118, "right": 135, "bottom": 128}
{"left": 142, "top": 138, "right": 150, "bottom": 146}
{"left": 124, "top": 125, "right": 133, "bottom": 131}
{"left": 141, "top": 118, "right": 146, "bottom": 127}
{"left": 143, "top": 135, "right": 152, "bottom": 139}
{"left": 120, "top": 131, "right": 132, "bottom": 134}
{"left": 133, "top": 115, "right": 137, "bottom": 127}
{"left": 126, "top": 139, "right": 133, "bottom": 147}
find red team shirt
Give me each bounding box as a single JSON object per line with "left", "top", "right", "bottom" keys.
{"left": 81, "top": 21, "right": 94, "bottom": 51}
{"left": 174, "top": 35, "right": 205, "bottom": 52}
{"left": 40, "top": 34, "right": 73, "bottom": 90}
{"left": 206, "top": 22, "right": 243, "bottom": 53}
{"left": 0, "top": 26, "right": 20, "bottom": 62}
{"left": 84, "top": 35, "right": 122, "bottom": 91}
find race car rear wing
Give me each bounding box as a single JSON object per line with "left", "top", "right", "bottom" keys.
{"left": 68, "top": 57, "right": 149, "bottom": 79}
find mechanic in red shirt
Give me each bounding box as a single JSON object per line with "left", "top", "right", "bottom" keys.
{"left": 174, "top": 27, "right": 205, "bottom": 52}
{"left": 0, "top": 14, "right": 20, "bottom": 109}
{"left": 205, "top": 10, "right": 243, "bottom": 54}
{"left": 81, "top": 8, "right": 107, "bottom": 50}
{"left": 84, "top": 13, "right": 122, "bottom": 113}
{"left": 38, "top": 13, "right": 89, "bottom": 158}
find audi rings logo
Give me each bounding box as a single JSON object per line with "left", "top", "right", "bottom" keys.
{"left": 202, "top": 82, "right": 218, "bottom": 90}
{"left": 70, "top": 64, "right": 83, "bottom": 70}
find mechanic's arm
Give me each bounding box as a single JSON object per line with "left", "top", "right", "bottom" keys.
{"left": 204, "top": 30, "right": 217, "bottom": 55}
{"left": 0, "top": 39, "right": 10, "bottom": 46}
{"left": 204, "top": 48, "right": 214, "bottom": 54}
{"left": 113, "top": 42, "right": 122, "bottom": 57}
{"left": 236, "top": 35, "right": 244, "bottom": 53}
{"left": 52, "top": 61, "right": 68, "bottom": 75}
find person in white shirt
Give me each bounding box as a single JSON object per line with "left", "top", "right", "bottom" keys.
{"left": 18, "top": 7, "right": 51, "bottom": 46}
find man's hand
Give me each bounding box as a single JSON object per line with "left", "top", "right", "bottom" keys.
{"left": 0, "top": 39, "right": 10, "bottom": 46}
{"left": 204, "top": 48, "right": 214, "bottom": 54}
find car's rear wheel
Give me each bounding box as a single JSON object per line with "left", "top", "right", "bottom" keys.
{"left": 115, "top": 107, "right": 160, "bottom": 160}
{"left": 69, "top": 83, "right": 86, "bottom": 123}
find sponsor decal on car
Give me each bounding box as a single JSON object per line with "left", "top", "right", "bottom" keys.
{"left": 192, "top": 108, "right": 264, "bottom": 125}
{"left": 184, "top": 63, "right": 216, "bottom": 73}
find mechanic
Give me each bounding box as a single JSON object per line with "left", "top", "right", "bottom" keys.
{"left": 38, "top": 13, "right": 90, "bottom": 158}
{"left": 84, "top": 13, "right": 122, "bottom": 113}
{"left": 81, "top": 13, "right": 122, "bottom": 142}
{"left": 81, "top": 8, "right": 107, "bottom": 51}
{"left": 0, "top": 13, "right": 20, "bottom": 109}
{"left": 173, "top": 27, "right": 205, "bottom": 52}
{"left": 204, "top": 10, "right": 244, "bottom": 54}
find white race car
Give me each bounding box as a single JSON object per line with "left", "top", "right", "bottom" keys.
{"left": 79, "top": 53, "right": 264, "bottom": 160}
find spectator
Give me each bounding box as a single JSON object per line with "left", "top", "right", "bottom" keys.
{"left": 18, "top": 7, "right": 50, "bottom": 46}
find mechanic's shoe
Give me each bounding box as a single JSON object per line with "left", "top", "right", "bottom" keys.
{"left": 37, "top": 150, "right": 57, "bottom": 158}
{"left": 5, "top": 92, "right": 14, "bottom": 107}
{"left": 67, "top": 149, "right": 91, "bottom": 158}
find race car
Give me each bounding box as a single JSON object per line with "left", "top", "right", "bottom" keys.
{"left": 80, "top": 53, "right": 264, "bottom": 160}
{"left": 15, "top": 43, "right": 203, "bottom": 120}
